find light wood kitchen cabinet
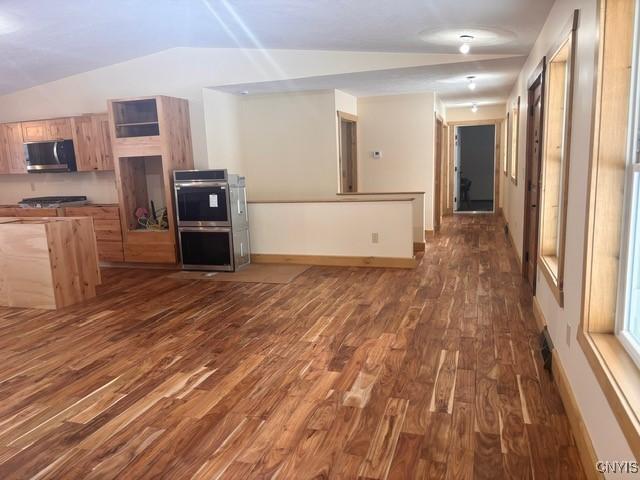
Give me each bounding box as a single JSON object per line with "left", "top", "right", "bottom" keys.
{"left": 0, "top": 123, "right": 27, "bottom": 174}
{"left": 14, "top": 207, "right": 60, "bottom": 217}
{"left": 0, "top": 207, "right": 60, "bottom": 217}
{"left": 0, "top": 217, "right": 100, "bottom": 309}
{"left": 72, "top": 114, "right": 114, "bottom": 171}
{"left": 0, "top": 207, "right": 16, "bottom": 216}
{"left": 21, "top": 121, "right": 47, "bottom": 142}
{"left": 64, "top": 205, "right": 124, "bottom": 262}
{"left": 47, "top": 118, "right": 73, "bottom": 140}
{"left": 22, "top": 118, "right": 72, "bottom": 142}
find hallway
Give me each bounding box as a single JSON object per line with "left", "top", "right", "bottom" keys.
{"left": 0, "top": 215, "right": 584, "bottom": 479}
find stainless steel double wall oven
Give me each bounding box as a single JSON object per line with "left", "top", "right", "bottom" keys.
{"left": 174, "top": 169, "right": 250, "bottom": 271}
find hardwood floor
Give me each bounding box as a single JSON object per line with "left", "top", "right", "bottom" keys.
{"left": 0, "top": 214, "right": 585, "bottom": 479}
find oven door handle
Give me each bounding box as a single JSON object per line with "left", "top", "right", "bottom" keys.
{"left": 179, "top": 226, "right": 231, "bottom": 233}
{"left": 175, "top": 182, "right": 227, "bottom": 189}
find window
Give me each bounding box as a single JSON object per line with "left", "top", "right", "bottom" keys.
{"left": 580, "top": 0, "right": 640, "bottom": 459}
{"left": 619, "top": 171, "right": 640, "bottom": 367}
{"left": 510, "top": 97, "right": 520, "bottom": 184}
{"left": 617, "top": 3, "right": 640, "bottom": 369}
{"left": 538, "top": 22, "right": 577, "bottom": 306}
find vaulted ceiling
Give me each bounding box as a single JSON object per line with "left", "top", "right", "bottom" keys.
{"left": 0, "top": 0, "right": 555, "bottom": 103}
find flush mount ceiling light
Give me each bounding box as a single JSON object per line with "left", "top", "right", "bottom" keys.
{"left": 471, "top": 103, "right": 478, "bottom": 113}
{"left": 419, "top": 26, "right": 516, "bottom": 52}
{"left": 467, "top": 76, "right": 477, "bottom": 90}
{"left": 239, "top": 90, "right": 249, "bottom": 95}
{"left": 459, "top": 35, "right": 474, "bottom": 54}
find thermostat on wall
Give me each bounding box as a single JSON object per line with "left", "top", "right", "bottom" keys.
{"left": 372, "top": 151, "right": 382, "bottom": 159}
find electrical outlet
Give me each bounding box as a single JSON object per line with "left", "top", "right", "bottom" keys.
{"left": 371, "top": 232, "right": 379, "bottom": 244}
{"left": 372, "top": 151, "right": 382, "bottom": 159}
{"left": 566, "top": 324, "right": 572, "bottom": 347}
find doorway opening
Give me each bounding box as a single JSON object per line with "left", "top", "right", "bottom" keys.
{"left": 338, "top": 111, "right": 358, "bottom": 193}
{"left": 454, "top": 124, "right": 496, "bottom": 213}
{"left": 522, "top": 62, "right": 545, "bottom": 293}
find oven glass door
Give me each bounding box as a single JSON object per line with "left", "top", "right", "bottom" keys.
{"left": 175, "top": 183, "right": 230, "bottom": 225}
{"left": 179, "top": 228, "right": 233, "bottom": 270}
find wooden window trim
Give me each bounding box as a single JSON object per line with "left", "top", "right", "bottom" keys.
{"left": 579, "top": 0, "right": 640, "bottom": 458}
{"left": 537, "top": 11, "right": 579, "bottom": 308}
{"left": 510, "top": 97, "right": 521, "bottom": 185}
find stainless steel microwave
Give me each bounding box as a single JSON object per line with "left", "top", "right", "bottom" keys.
{"left": 24, "top": 140, "right": 77, "bottom": 173}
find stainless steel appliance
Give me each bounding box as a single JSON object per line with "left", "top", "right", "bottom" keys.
{"left": 18, "top": 196, "right": 88, "bottom": 208}
{"left": 174, "top": 169, "right": 250, "bottom": 271}
{"left": 25, "top": 140, "right": 77, "bottom": 173}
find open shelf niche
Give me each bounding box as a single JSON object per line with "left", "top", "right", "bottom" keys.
{"left": 118, "top": 155, "right": 167, "bottom": 232}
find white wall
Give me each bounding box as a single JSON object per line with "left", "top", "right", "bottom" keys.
{"left": 434, "top": 94, "right": 447, "bottom": 122}
{"left": 202, "top": 89, "right": 242, "bottom": 175}
{"left": 237, "top": 90, "right": 340, "bottom": 200}
{"left": 446, "top": 104, "right": 506, "bottom": 123}
{"left": 357, "top": 93, "right": 436, "bottom": 230}
{"left": 0, "top": 171, "right": 118, "bottom": 205}
{"left": 338, "top": 193, "right": 425, "bottom": 243}
{"left": 501, "top": 0, "right": 636, "bottom": 466}
{"left": 0, "top": 47, "right": 449, "bottom": 204}
{"left": 249, "top": 200, "right": 413, "bottom": 258}
{"left": 201, "top": 88, "right": 358, "bottom": 201}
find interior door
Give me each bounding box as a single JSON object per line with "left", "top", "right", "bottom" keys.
{"left": 524, "top": 77, "right": 544, "bottom": 291}
{"left": 454, "top": 127, "right": 461, "bottom": 211}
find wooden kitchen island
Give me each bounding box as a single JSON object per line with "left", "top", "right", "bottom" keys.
{"left": 0, "top": 216, "right": 101, "bottom": 309}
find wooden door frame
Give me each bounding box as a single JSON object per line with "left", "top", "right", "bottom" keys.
{"left": 446, "top": 119, "right": 503, "bottom": 214}
{"left": 522, "top": 58, "right": 547, "bottom": 289}
{"left": 337, "top": 111, "right": 358, "bottom": 193}
{"left": 442, "top": 124, "right": 453, "bottom": 216}
{"left": 434, "top": 114, "right": 445, "bottom": 231}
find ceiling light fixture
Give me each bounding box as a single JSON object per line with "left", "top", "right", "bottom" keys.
{"left": 467, "top": 76, "right": 477, "bottom": 91}
{"left": 459, "top": 35, "right": 474, "bottom": 54}
{"left": 471, "top": 103, "right": 478, "bottom": 113}
{"left": 239, "top": 90, "right": 249, "bottom": 95}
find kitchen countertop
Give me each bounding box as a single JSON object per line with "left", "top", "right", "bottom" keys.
{"left": 0, "top": 203, "right": 118, "bottom": 208}
{"left": 247, "top": 197, "right": 416, "bottom": 204}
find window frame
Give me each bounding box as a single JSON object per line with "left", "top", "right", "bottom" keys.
{"left": 615, "top": 6, "right": 640, "bottom": 370}
{"left": 537, "top": 13, "right": 579, "bottom": 307}
{"left": 579, "top": 0, "right": 640, "bottom": 459}
{"left": 510, "top": 97, "right": 520, "bottom": 184}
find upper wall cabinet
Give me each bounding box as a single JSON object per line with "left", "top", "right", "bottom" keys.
{"left": 71, "top": 114, "right": 114, "bottom": 171}
{"left": 0, "top": 123, "right": 27, "bottom": 174}
{"left": 112, "top": 98, "right": 160, "bottom": 138}
{"left": 22, "top": 118, "right": 73, "bottom": 142}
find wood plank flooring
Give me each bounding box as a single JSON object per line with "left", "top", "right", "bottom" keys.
{"left": 0, "top": 215, "right": 585, "bottom": 479}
